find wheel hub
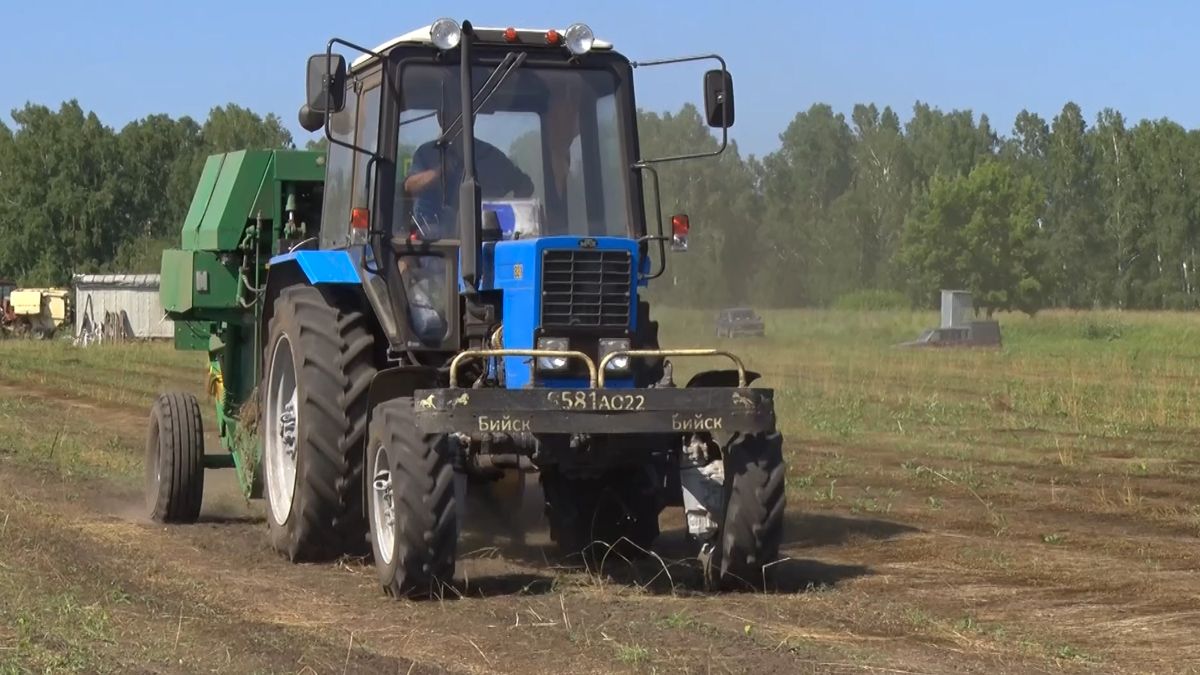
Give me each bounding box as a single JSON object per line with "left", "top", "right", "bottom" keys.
{"left": 265, "top": 334, "right": 299, "bottom": 525}
{"left": 279, "top": 401, "right": 297, "bottom": 459}
{"left": 371, "top": 452, "right": 396, "bottom": 565}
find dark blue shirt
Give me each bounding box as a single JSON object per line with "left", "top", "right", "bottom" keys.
{"left": 406, "top": 138, "right": 532, "bottom": 237}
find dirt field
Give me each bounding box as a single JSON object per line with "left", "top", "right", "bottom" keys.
{"left": 2, "top": 308, "right": 1199, "bottom": 674}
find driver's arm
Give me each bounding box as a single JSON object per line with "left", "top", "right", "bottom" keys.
{"left": 404, "top": 168, "right": 439, "bottom": 195}
{"left": 403, "top": 144, "right": 443, "bottom": 195}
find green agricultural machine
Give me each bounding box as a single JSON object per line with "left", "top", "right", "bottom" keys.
{"left": 144, "top": 18, "right": 786, "bottom": 597}
{"left": 148, "top": 150, "right": 325, "bottom": 506}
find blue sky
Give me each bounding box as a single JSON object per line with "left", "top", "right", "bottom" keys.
{"left": 3, "top": 1, "right": 1196, "bottom": 158}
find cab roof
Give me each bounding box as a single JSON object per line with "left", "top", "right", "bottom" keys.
{"left": 351, "top": 24, "right": 614, "bottom": 71}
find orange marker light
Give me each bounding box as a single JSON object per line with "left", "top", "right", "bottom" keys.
{"left": 350, "top": 207, "right": 370, "bottom": 230}
{"left": 504, "top": 27, "right": 518, "bottom": 42}
{"left": 545, "top": 29, "right": 561, "bottom": 45}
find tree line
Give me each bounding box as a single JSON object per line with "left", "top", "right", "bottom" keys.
{"left": 0, "top": 101, "right": 293, "bottom": 285}
{"left": 1, "top": 97, "right": 1196, "bottom": 314}
{"left": 649, "top": 101, "right": 1200, "bottom": 314}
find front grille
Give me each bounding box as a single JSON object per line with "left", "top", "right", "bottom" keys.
{"left": 541, "top": 249, "right": 632, "bottom": 328}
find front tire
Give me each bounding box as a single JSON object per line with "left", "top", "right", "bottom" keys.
{"left": 711, "top": 432, "right": 786, "bottom": 589}
{"left": 366, "top": 399, "right": 458, "bottom": 598}
{"left": 262, "top": 285, "right": 376, "bottom": 561}
{"left": 144, "top": 392, "right": 205, "bottom": 523}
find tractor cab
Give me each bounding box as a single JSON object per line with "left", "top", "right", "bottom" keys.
{"left": 298, "top": 20, "right": 734, "bottom": 389}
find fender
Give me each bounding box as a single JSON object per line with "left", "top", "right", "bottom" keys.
{"left": 268, "top": 250, "right": 360, "bottom": 285}
{"left": 261, "top": 251, "right": 365, "bottom": 348}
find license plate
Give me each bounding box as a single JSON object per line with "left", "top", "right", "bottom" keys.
{"left": 546, "top": 390, "right": 647, "bottom": 411}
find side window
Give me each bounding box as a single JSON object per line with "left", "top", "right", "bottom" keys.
{"left": 319, "top": 88, "right": 359, "bottom": 249}
{"left": 353, "top": 86, "right": 381, "bottom": 215}
{"left": 396, "top": 109, "right": 441, "bottom": 237}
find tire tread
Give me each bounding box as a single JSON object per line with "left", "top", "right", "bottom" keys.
{"left": 717, "top": 431, "right": 786, "bottom": 588}
{"left": 266, "top": 286, "right": 376, "bottom": 561}
{"left": 368, "top": 400, "right": 457, "bottom": 598}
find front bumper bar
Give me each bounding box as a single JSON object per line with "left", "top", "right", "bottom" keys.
{"left": 412, "top": 387, "right": 776, "bottom": 435}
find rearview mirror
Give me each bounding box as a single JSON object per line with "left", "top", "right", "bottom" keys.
{"left": 306, "top": 53, "right": 347, "bottom": 114}
{"left": 703, "top": 69, "right": 735, "bottom": 128}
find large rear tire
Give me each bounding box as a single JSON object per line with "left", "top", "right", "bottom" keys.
{"left": 262, "top": 285, "right": 376, "bottom": 561}
{"left": 144, "top": 392, "right": 205, "bottom": 523}
{"left": 542, "top": 466, "right": 661, "bottom": 565}
{"left": 366, "top": 399, "right": 458, "bottom": 598}
{"left": 711, "top": 432, "right": 786, "bottom": 589}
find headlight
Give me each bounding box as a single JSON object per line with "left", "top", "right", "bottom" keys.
{"left": 430, "top": 18, "right": 462, "bottom": 50}
{"left": 564, "top": 23, "right": 595, "bottom": 56}
{"left": 536, "top": 337, "right": 570, "bottom": 371}
{"left": 599, "top": 338, "right": 631, "bottom": 372}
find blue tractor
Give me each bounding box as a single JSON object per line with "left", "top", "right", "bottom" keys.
{"left": 144, "top": 18, "right": 785, "bottom": 598}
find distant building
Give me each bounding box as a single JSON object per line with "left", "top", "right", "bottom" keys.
{"left": 73, "top": 274, "right": 173, "bottom": 340}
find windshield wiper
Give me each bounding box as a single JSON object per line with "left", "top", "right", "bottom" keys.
{"left": 398, "top": 54, "right": 518, "bottom": 131}
{"left": 436, "top": 51, "right": 527, "bottom": 145}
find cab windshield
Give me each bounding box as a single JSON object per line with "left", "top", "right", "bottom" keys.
{"left": 395, "top": 62, "right": 631, "bottom": 240}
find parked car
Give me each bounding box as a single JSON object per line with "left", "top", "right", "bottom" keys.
{"left": 715, "top": 307, "right": 765, "bottom": 338}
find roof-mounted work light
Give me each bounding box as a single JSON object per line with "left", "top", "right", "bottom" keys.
{"left": 564, "top": 23, "right": 595, "bottom": 55}
{"left": 430, "top": 18, "right": 462, "bottom": 50}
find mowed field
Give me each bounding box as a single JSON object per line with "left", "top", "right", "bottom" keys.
{"left": 1, "top": 308, "right": 1199, "bottom": 674}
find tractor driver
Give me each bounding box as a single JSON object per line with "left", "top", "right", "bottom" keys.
{"left": 402, "top": 101, "right": 535, "bottom": 238}
{"left": 399, "top": 99, "right": 535, "bottom": 343}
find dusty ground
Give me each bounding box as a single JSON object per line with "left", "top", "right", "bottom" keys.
{"left": 2, "top": 310, "right": 1200, "bottom": 674}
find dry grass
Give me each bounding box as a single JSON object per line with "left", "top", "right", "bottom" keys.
{"left": 4, "top": 309, "right": 1200, "bottom": 672}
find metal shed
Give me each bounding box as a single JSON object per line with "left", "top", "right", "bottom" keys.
{"left": 73, "top": 274, "right": 173, "bottom": 340}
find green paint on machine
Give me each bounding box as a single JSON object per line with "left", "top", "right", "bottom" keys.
{"left": 157, "top": 148, "right": 327, "bottom": 498}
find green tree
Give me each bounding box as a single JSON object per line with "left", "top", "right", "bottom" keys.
{"left": 636, "top": 104, "right": 761, "bottom": 307}
{"left": 836, "top": 104, "right": 914, "bottom": 289}
{"left": 201, "top": 104, "right": 293, "bottom": 152}
{"left": 901, "top": 160, "right": 1047, "bottom": 315}
{"left": 1090, "top": 108, "right": 1140, "bottom": 306}
{"left": 116, "top": 114, "right": 203, "bottom": 242}
{"left": 1045, "top": 102, "right": 1102, "bottom": 307}
{"left": 1125, "top": 119, "right": 1197, "bottom": 308}
{"left": 905, "top": 102, "right": 997, "bottom": 183}
{"left": 758, "top": 103, "right": 854, "bottom": 305}
{"left": 0, "top": 101, "right": 123, "bottom": 284}
{"left": 1003, "top": 109, "right": 1050, "bottom": 182}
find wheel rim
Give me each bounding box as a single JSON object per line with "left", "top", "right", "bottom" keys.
{"left": 371, "top": 445, "right": 396, "bottom": 565}
{"left": 265, "top": 334, "right": 299, "bottom": 525}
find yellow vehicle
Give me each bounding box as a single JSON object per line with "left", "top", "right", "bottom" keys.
{"left": 3, "top": 288, "right": 70, "bottom": 338}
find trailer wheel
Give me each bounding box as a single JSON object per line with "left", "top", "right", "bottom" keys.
{"left": 711, "top": 431, "right": 786, "bottom": 589}
{"left": 542, "top": 466, "right": 661, "bottom": 564}
{"left": 366, "top": 399, "right": 458, "bottom": 598}
{"left": 263, "top": 286, "right": 376, "bottom": 561}
{"left": 144, "top": 392, "right": 205, "bottom": 523}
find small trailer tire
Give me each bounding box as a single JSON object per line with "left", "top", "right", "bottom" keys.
{"left": 144, "top": 392, "right": 205, "bottom": 523}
